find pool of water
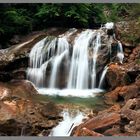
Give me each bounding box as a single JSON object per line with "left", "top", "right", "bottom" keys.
{"left": 34, "top": 88, "right": 107, "bottom": 136}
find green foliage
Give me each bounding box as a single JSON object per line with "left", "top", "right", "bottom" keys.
{"left": 0, "top": 3, "right": 140, "bottom": 48}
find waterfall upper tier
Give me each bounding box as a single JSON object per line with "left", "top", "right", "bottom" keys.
{"left": 27, "top": 26, "right": 124, "bottom": 90}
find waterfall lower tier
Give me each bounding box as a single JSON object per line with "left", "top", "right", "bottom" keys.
{"left": 27, "top": 24, "right": 124, "bottom": 91}
{"left": 49, "top": 109, "right": 85, "bottom": 136}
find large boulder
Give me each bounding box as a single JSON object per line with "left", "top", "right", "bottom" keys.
{"left": 106, "top": 63, "right": 130, "bottom": 90}
{"left": 0, "top": 80, "right": 62, "bottom": 136}
{"left": 105, "top": 79, "right": 140, "bottom": 105}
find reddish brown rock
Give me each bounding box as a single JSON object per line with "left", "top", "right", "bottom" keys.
{"left": 105, "top": 82, "right": 140, "bottom": 104}
{"left": 119, "top": 85, "right": 139, "bottom": 101}
{"left": 103, "top": 125, "right": 120, "bottom": 136}
{"left": 72, "top": 112, "right": 120, "bottom": 135}
{"left": 105, "top": 87, "right": 122, "bottom": 104}
{"left": 73, "top": 127, "right": 104, "bottom": 136}
{"left": 0, "top": 80, "right": 61, "bottom": 136}
{"left": 121, "top": 99, "right": 137, "bottom": 111}
{"left": 98, "top": 104, "right": 121, "bottom": 115}
{"left": 0, "top": 80, "right": 38, "bottom": 101}
{"left": 106, "top": 64, "right": 130, "bottom": 90}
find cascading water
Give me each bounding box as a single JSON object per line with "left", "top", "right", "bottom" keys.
{"left": 27, "top": 36, "right": 57, "bottom": 87}
{"left": 27, "top": 23, "right": 125, "bottom": 136}
{"left": 27, "top": 23, "right": 124, "bottom": 94}
{"left": 117, "top": 41, "right": 124, "bottom": 64}
{"left": 49, "top": 37, "right": 70, "bottom": 88}
{"left": 98, "top": 66, "right": 109, "bottom": 89}
{"left": 91, "top": 32, "right": 101, "bottom": 88}
{"left": 49, "top": 109, "right": 85, "bottom": 136}
{"left": 67, "top": 30, "right": 94, "bottom": 89}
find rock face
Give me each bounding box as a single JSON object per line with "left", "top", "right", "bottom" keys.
{"left": 0, "top": 80, "right": 62, "bottom": 136}
{"left": 106, "top": 63, "right": 130, "bottom": 90}
{"left": 81, "top": 79, "right": 140, "bottom": 136}
{"left": 0, "top": 28, "right": 68, "bottom": 82}
{"left": 115, "top": 20, "right": 140, "bottom": 47}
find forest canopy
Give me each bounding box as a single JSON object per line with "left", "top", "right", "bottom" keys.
{"left": 0, "top": 3, "right": 140, "bottom": 48}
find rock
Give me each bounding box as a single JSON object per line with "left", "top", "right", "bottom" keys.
{"left": 0, "top": 80, "right": 61, "bottom": 136}
{"left": 9, "top": 35, "right": 21, "bottom": 45}
{"left": 115, "top": 20, "right": 140, "bottom": 47}
{"left": 0, "top": 28, "right": 68, "bottom": 82}
{"left": 103, "top": 125, "right": 120, "bottom": 136}
{"left": 105, "top": 82, "right": 140, "bottom": 104}
{"left": 73, "top": 127, "right": 104, "bottom": 136}
{"left": 0, "top": 72, "right": 12, "bottom": 82}
{"left": 11, "top": 69, "right": 26, "bottom": 80}
{"left": 106, "top": 63, "right": 130, "bottom": 90}
{"left": 105, "top": 87, "right": 122, "bottom": 104}
{"left": 121, "top": 109, "right": 137, "bottom": 121}
{"left": 121, "top": 99, "right": 137, "bottom": 111}
{"left": 98, "top": 104, "right": 121, "bottom": 115}
{"left": 72, "top": 112, "right": 120, "bottom": 135}
{"left": 119, "top": 85, "right": 139, "bottom": 101}
{"left": 135, "top": 112, "right": 140, "bottom": 131}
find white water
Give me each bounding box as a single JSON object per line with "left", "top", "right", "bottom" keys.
{"left": 49, "top": 38, "right": 69, "bottom": 88}
{"left": 27, "top": 24, "right": 124, "bottom": 92}
{"left": 49, "top": 110, "right": 85, "bottom": 136}
{"left": 27, "top": 25, "right": 124, "bottom": 137}
{"left": 91, "top": 32, "right": 101, "bottom": 88}
{"left": 38, "top": 88, "right": 103, "bottom": 98}
{"left": 98, "top": 66, "right": 109, "bottom": 89}
{"left": 67, "top": 30, "right": 94, "bottom": 89}
{"left": 27, "top": 36, "right": 58, "bottom": 87}
{"left": 117, "top": 41, "right": 124, "bottom": 64}
{"left": 105, "top": 22, "right": 114, "bottom": 29}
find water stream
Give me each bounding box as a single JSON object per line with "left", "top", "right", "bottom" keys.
{"left": 49, "top": 109, "right": 85, "bottom": 136}
{"left": 27, "top": 23, "right": 124, "bottom": 136}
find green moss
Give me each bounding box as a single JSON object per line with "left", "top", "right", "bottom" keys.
{"left": 136, "top": 59, "right": 140, "bottom": 64}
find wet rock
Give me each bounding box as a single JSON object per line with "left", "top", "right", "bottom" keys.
{"left": 73, "top": 127, "right": 104, "bottom": 136}
{"left": 0, "top": 80, "right": 61, "bottom": 136}
{"left": 106, "top": 63, "right": 130, "bottom": 90}
{"left": 72, "top": 112, "right": 120, "bottom": 135}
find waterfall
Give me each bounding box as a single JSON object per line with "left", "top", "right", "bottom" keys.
{"left": 67, "top": 30, "right": 94, "bottom": 89}
{"left": 49, "top": 37, "right": 70, "bottom": 88}
{"left": 105, "top": 22, "right": 114, "bottom": 29}
{"left": 49, "top": 50, "right": 69, "bottom": 88}
{"left": 49, "top": 109, "right": 85, "bottom": 136}
{"left": 117, "top": 41, "right": 124, "bottom": 64}
{"left": 27, "top": 24, "right": 124, "bottom": 91}
{"left": 27, "top": 37, "right": 57, "bottom": 87}
{"left": 98, "top": 66, "right": 108, "bottom": 89}
{"left": 91, "top": 32, "right": 101, "bottom": 88}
